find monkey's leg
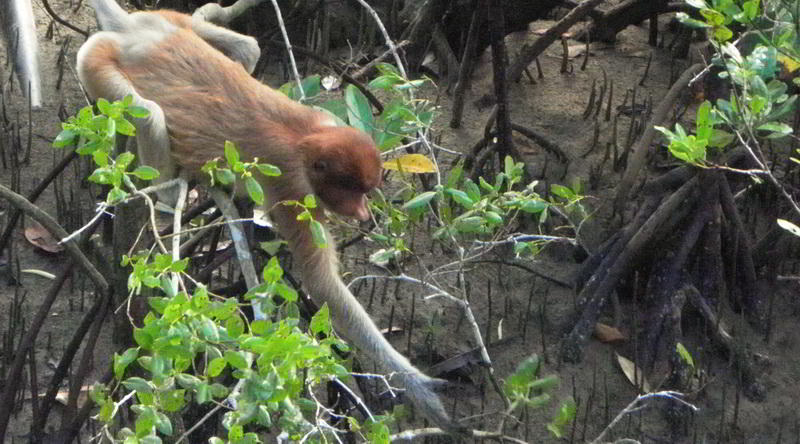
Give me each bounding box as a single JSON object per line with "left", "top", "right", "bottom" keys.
{"left": 188, "top": 18, "right": 260, "bottom": 74}
{"left": 77, "top": 33, "right": 178, "bottom": 205}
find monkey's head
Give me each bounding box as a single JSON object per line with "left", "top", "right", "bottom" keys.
{"left": 300, "top": 126, "right": 382, "bottom": 221}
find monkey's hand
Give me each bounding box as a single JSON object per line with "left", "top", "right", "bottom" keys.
{"left": 403, "top": 374, "right": 470, "bottom": 435}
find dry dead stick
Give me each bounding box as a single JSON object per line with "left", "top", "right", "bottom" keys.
{"left": 507, "top": 0, "right": 605, "bottom": 82}
{"left": 450, "top": 3, "right": 482, "bottom": 128}
{"left": 613, "top": 63, "right": 703, "bottom": 212}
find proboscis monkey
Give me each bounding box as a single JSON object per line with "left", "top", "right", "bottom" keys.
{"left": 77, "top": 0, "right": 460, "bottom": 433}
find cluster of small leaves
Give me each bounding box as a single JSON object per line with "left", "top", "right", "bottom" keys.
{"left": 200, "top": 142, "right": 327, "bottom": 248}
{"left": 285, "top": 195, "right": 329, "bottom": 248}
{"left": 655, "top": 101, "right": 735, "bottom": 165}
{"left": 714, "top": 43, "right": 797, "bottom": 138}
{"left": 53, "top": 96, "right": 159, "bottom": 203}
{"left": 664, "top": 0, "right": 798, "bottom": 166}
{"left": 680, "top": 0, "right": 761, "bottom": 42}
{"left": 503, "top": 355, "right": 576, "bottom": 439}
{"left": 373, "top": 156, "right": 582, "bottom": 259}
{"left": 96, "top": 253, "right": 352, "bottom": 443}
{"left": 366, "top": 64, "right": 434, "bottom": 150}
{"left": 281, "top": 65, "right": 434, "bottom": 151}
{"left": 122, "top": 253, "right": 189, "bottom": 297}
{"left": 200, "top": 141, "right": 281, "bottom": 206}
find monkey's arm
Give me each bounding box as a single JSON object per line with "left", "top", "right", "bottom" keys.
{"left": 76, "top": 33, "right": 177, "bottom": 203}
{"left": 269, "top": 204, "right": 463, "bottom": 433}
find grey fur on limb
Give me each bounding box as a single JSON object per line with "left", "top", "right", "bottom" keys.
{"left": 192, "top": 0, "right": 266, "bottom": 25}
{"left": 4, "top": 0, "right": 42, "bottom": 108}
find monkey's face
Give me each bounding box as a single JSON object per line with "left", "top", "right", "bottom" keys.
{"left": 301, "top": 127, "right": 382, "bottom": 221}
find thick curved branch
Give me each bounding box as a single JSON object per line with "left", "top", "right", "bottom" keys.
{"left": 613, "top": 63, "right": 703, "bottom": 212}
{"left": 0, "top": 184, "right": 108, "bottom": 292}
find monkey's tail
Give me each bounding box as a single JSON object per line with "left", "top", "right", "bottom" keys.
{"left": 90, "top": 0, "right": 134, "bottom": 32}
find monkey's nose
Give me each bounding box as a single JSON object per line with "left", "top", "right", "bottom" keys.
{"left": 354, "top": 196, "right": 370, "bottom": 221}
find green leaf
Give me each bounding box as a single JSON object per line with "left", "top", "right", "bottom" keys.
{"left": 176, "top": 373, "right": 202, "bottom": 390}
{"left": 454, "top": 216, "right": 485, "bottom": 233}
{"left": 97, "top": 98, "right": 111, "bottom": 115}
{"left": 207, "top": 357, "right": 227, "bottom": 377}
{"left": 714, "top": 26, "right": 733, "bottom": 42}
{"left": 215, "top": 168, "right": 235, "bottom": 185}
{"left": 196, "top": 383, "right": 212, "bottom": 404}
{"left": 550, "top": 184, "right": 576, "bottom": 200}
{"left": 256, "top": 163, "right": 281, "bottom": 177}
{"left": 484, "top": 211, "right": 503, "bottom": 224}
{"left": 700, "top": 8, "right": 725, "bottom": 26}
{"left": 505, "top": 355, "right": 542, "bottom": 396}
{"left": 676, "top": 342, "right": 695, "bottom": 368}
{"left": 160, "top": 389, "right": 186, "bottom": 412}
{"left": 251, "top": 319, "right": 273, "bottom": 336}
{"left": 245, "top": 176, "right": 264, "bottom": 205}
{"left": 708, "top": 129, "right": 734, "bottom": 148}
{"left": 133, "top": 328, "right": 153, "bottom": 348}
{"left": 224, "top": 350, "right": 249, "bottom": 370}
{"left": 520, "top": 200, "right": 548, "bottom": 214}
{"left": 115, "top": 118, "right": 136, "bottom": 136}
{"left": 445, "top": 188, "right": 475, "bottom": 209}
{"left": 345, "top": 84, "right": 374, "bottom": 135}
{"left": 131, "top": 166, "right": 160, "bottom": 181}
{"left": 226, "top": 315, "right": 245, "bottom": 338}
{"left": 316, "top": 100, "right": 349, "bottom": 123}
{"left": 114, "top": 348, "right": 139, "bottom": 379}
{"left": 742, "top": 0, "right": 759, "bottom": 20}
{"left": 529, "top": 375, "right": 559, "bottom": 392}
{"left": 154, "top": 412, "right": 173, "bottom": 436}
{"left": 676, "top": 13, "right": 711, "bottom": 29}
{"left": 228, "top": 424, "right": 244, "bottom": 442}
{"left": 368, "top": 75, "right": 400, "bottom": 90}
{"left": 296, "top": 75, "right": 321, "bottom": 99}
{"left": 547, "top": 397, "right": 577, "bottom": 438}
{"left": 695, "top": 101, "right": 712, "bottom": 141}
{"left": 116, "top": 152, "right": 136, "bottom": 169}
{"left": 126, "top": 105, "right": 150, "bottom": 118}
{"left": 107, "top": 187, "right": 128, "bottom": 204}
{"left": 53, "top": 129, "right": 77, "bottom": 147}
{"left": 310, "top": 220, "right": 328, "bottom": 248}
{"left": 122, "top": 377, "right": 153, "bottom": 393}
{"left": 402, "top": 191, "right": 436, "bottom": 210}
{"left": 310, "top": 304, "right": 331, "bottom": 336}
{"left": 758, "top": 122, "right": 792, "bottom": 137}
{"left": 93, "top": 150, "right": 109, "bottom": 167}
{"left": 224, "top": 141, "right": 239, "bottom": 166}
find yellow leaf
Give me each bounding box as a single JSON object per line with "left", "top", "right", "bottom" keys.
{"left": 779, "top": 55, "right": 800, "bottom": 74}
{"left": 383, "top": 154, "right": 437, "bottom": 174}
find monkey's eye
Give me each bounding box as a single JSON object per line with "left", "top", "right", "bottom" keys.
{"left": 313, "top": 160, "right": 327, "bottom": 171}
